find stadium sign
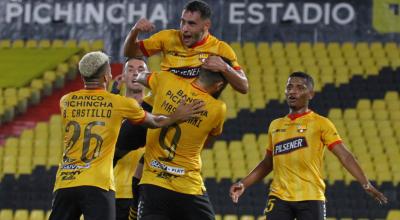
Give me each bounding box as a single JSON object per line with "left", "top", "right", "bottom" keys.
{"left": 4, "top": 1, "right": 355, "bottom": 26}
{"left": 5, "top": 2, "right": 168, "bottom": 26}
{"left": 229, "top": 2, "right": 355, "bottom": 25}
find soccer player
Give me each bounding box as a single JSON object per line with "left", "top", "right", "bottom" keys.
{"left": 49, "top": 51, "right": 204, "bottom": 220}
{"left": 134, "top": 68, "right": 228, "bottom": 220}
{"left": 229, "top": 72, "right": 388, "bottom": 220}
{"left": 113, "top": 58, "right": 148, "bottom": 220}
{"left": 123, "top": 0, "right": 248, "bottom": 94}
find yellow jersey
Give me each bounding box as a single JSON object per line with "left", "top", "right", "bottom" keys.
{"left": 114, "top": 148, "right": 145, "bottom": 198}
{"left": 54, "top": 89, "right": 146, "bottom": 192}
{"left": 140, "top": 71, "right": 226, "bottom": 195}
{"left": 266, "top": 111, "right": 342, "bottom": 201}
{"left": 139, "top": 29, "right": 241, "bottom": 78}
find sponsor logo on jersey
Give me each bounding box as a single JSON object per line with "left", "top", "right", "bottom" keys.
{"left": 150, "top": 159, "right": 185, "bottom": 175}
{"left": 273, "top": 137, "right": 308, "bottom": 155}
{"left": 169, "top": 67, "right": 200, "bottom": 78}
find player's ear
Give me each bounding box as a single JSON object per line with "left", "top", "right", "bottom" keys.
{"left": 204, "top": 19, "right": 211, "bottom": 31}
{"left": 308, "top": 90, "right": 315, "bottom": 100}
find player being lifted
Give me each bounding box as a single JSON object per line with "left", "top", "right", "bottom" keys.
{"left": 49, "top": 52, "right": 203, "bottom": 220}
{"left": 123, "top": 0, "right": 248, "bottom": 94}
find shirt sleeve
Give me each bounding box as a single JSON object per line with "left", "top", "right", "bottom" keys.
{"left": 219, "top": 41, "right": 242, "bottom": 70}
{"left": 119, "top": 96, "right": 146, "bottom": 124}
{"left": 210, "top": 103, "right": 227, "bottom": 136}
{"left": 139, "top": 30, "right": 170, "bottom": 57}
{"left": 321, "top": 118, "right": 342, "bottom": 150}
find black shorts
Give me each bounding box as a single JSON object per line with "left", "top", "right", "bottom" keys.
{"left": 116, "top": 198, "right": 132, "bottom": 220}
{"left": 264, "top": 196, "right": 326, "bottom": 220}
{"left": 138, "top": 184, "right": 215, "bottom": 220}
{"left": 49, "top": 186, "right": 115, "bottom": 220}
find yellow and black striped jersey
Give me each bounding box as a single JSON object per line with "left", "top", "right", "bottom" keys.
{"left": 266, "top": 111, "right": 342, "bottom": 201}
{"left": 54, "top": 89, "right": 145, "bottom": 192}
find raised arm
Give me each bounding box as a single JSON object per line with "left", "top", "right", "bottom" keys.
{"left": 331, "top": 143, "right": 388, "bottom": 204}
{"left": 202, "top": 56, "right": 249, "bottom": 94}
{"left": 230, "top": 152, "right": 273, "bottom": 203}
{"left": 123, "top": 18, "right": 155, "bottom": 58}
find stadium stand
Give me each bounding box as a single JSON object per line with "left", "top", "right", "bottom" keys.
{"left": 0, "top": 41, "right": 399, "bottom": 220}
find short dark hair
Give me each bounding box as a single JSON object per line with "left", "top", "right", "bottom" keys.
{"left": 83, "top": 62, "right": 109, "bottom": 82}
{"left": 183, "top": 0, "right": 212, "bottom": 19}
{"left": 289, "top": 71, "right": 314, "bottom": 89}
{"left": 198, "top": 68, "right": 227, "bottom": 98}
{"left": 125, "top": 56, "right": 147, "bottom": 63}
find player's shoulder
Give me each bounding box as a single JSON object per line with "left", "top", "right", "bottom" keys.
{"left": 156, "top": 29, "right": 179, "bottom": 37}
{"left": 310, "top": 111, "right": 334, "bottom": 125}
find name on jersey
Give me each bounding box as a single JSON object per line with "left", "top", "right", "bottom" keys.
{"left": 273, "top": 137, "right": 308, "bottom": 155}
{"left": 151, "top": 159, "right": 185, "bottom": 175}
{"left": 162, "top": 89, "right": 208, "bottom": 128}
{"left": 63, "top": 95, "right": 113, "bottom": 118}
{"left": 170, "top": 67, "right": 201, "bottom": 78}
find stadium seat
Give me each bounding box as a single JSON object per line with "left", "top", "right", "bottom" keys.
{"left": 14, "top": 209, "right": 29, "bottom": 220}
{"left": 386, "top": 209, "right": 400, "bottom": 220}
{"left": 29, "top": 209, "right": 45, "bottom": 220}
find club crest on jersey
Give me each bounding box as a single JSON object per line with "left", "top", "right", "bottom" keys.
{"left": 297, "top": 125, "right": 307, "bottom": 133}
{"left": 273, "top": 137, "right": 308, "bottom": 155}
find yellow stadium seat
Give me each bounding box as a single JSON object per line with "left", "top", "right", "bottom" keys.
{"left": 224, "top": 214, "right": 239, "bottom": 220}
{"left": 52, "top": 39, "right": 64, "bottom": 48}
{"left": 38, "top": 40, "right": 51, "bottom": 48}
{"left": 29, "top": 210, "right": 45, "bottom": 220}
{"left": 343, "top": 109, "right": 357, "bottom": 120}
{"left": 25, "top": 40, "right": 37, "bottom": 48}
{"left": 356, "top": 99, "right": 371, "bottom": 110}
{"left": 13, "top": 40, "right": 25, "bottom": 48}
{"left": 240, "top": 215, "right": 255, "bottom": 220}
{"left": 92, "top": 40, "right": 104, "bottom": 50}
{"left": 0, "top": 209, "right": 13, "bottom": 220}
{"left": 374, "top": 110, "right": 389, "bottom": 120}
{"left": 65, "top": 39, "right": 78, "bottom": 48}
{"left": 0, "top": 39, "right": 11, "bottom": 48}
{"left": 387, "top": 209, "right": 400, "bottom": 220}
{"left": 358, "top": 109, "right": 373, "bottom": 120}
{"left": 14, "top": 209, "right": 29, "bottom": 220}
{"left": 215, "top": 214, "right": 222, "bottom": 220}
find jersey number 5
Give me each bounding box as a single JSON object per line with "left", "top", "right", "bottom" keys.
{"left": 63, "top": 121, "right": 105, "bottom": 163}
{"left": 158, "top": 124, "right": 181, "bottom": 162}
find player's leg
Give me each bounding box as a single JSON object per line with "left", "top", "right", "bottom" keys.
{"left": 129, "top": 155, "right": 144, "bottom": 220}
{"left": 295, "top": 200, "right": 326, "bottom": 220}
{"left": 49, "top": 188, "right": 82, "bottom": 220}
{"left": 137, "top": 184, "right": 170, "bottom": 220}
{"left": 116, "top": 198, "right": 132, "bottom": 220}
{"left": 79, "top": 186, "right": 116, "bottom": 220}
{"left": 175, "top": 191, "right": 215, "bottom": 220}
{"left": 264, "top": 196, "right": 295, "bottom": 220}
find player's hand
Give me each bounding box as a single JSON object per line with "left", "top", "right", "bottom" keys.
{"left": 229, "top": 181, "right": 245, "bottom": 203}
{"left": 364, "top": 184, "right": 388, "bottom": 205}
{"left": 133, "top": 18, "right": 155, "bottom": 33}
{"left": 201, "top": 56, "right": 228, "bottom": 73}
{"left": 172, "top": 98, "right": 204, "bottom": 122}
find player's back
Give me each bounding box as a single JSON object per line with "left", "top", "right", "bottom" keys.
{"left": 54, "top": 89, "right": 145, "bottom": 191}
{"left": 141, "top": 72, "right": 226, "bottom": 194}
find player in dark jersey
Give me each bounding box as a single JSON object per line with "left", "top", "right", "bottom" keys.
{"left": 113, "top": 58, "right": 149, "bottom": 220}
{"left": 229, "top": 72, "right": 388, "bottom": 220}
{"left": 49, "top": 52, "right": 204, "bottom": 220}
